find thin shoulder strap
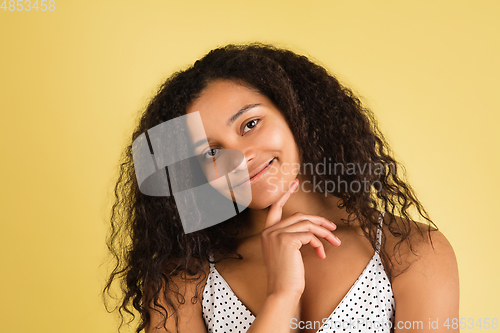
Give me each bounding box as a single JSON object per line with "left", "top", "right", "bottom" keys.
{"left": 208, "top": 253, "right": 215, "bottom": 270}
{"left": 376, "top": 211, "right": 385, "bottom": 252}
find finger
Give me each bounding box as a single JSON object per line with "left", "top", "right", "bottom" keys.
{"left": 284, "top": 220, "right": 341, "bottom": 246}
{"left": 272, "top": 213, "right": 337, "bottom": 232}
{"left": 285, "top": 231, "right": 326, "bottom": 259}
{"left": 264, "top": 178, "right": 299, "bottom": 229}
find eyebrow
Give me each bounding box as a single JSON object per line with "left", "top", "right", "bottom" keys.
{"left": 227, "top": 103, "right": 261, "bottom": 126}
{"left": 192, "top": 103, "right": 262, "bottom": 149}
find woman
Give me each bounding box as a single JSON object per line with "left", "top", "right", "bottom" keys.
{"left": 103, "top": 43, "right": 459, "bottom": 333}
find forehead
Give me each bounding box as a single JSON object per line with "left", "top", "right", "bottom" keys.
{"left": 186, "top": 80, "right": 266, "bottom": 117}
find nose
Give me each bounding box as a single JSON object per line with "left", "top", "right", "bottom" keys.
{"left": 229, "top": 148, "right": 255, "bottom": 173}
{"left": 202, "top": 141, "right": 257, "bottom": 182}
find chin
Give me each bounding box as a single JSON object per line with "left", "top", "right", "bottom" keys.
{"left": 229, "top": 174, "right": 295, "bottom": 210}
{"left": 245, "top": 199, "right": 274, "bottom": 210}
{"left": 246, "top": 183, "right": 286, "bottom": 210}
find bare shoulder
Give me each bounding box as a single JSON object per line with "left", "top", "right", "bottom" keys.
{"left": 382, "top": 213, "right": 459, "bottom": 330}
{"left": 381, "top": 214, "right": 457, "bottom": 276}
{"left": 143, "top": 259, "right": 210, "bottom": 333}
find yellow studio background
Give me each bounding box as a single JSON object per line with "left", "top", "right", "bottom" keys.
{"left": 0, "top": 0, "right": 498, "bottom": 332}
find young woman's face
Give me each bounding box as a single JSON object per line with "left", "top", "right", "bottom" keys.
{"left": 185, "top": 79, "right": 301, "bottom": 209}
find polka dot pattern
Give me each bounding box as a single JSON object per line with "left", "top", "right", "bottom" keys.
{"left": 202, "top": 212, "right": 395, "bottom": 332}
{"left": 202, "top": 261, "right": 254, "bottom": 332}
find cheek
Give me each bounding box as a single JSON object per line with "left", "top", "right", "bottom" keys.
{"left": 254, "top": 125, "right": 284, "bottom": 150}
{"left": 259, "top": 126, "right": 300, "bottom": 177}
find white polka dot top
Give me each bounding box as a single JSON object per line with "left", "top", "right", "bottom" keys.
{"left": 202, "top": 212, "right": 395, "bottom": 333}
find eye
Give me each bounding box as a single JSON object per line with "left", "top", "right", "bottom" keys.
{"left": 243, "top": 119, "right": 260, "bottom": 134}
{"left": 203, "top": 148, "right": 221, "bottom": 160}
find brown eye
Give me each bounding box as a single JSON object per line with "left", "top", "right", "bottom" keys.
{"left": 243, "top": 119, "right": 260, "bottom": 134}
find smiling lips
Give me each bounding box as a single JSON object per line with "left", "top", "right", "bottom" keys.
{"left": 233, "top": 157, "right": 276, "bottom": 188}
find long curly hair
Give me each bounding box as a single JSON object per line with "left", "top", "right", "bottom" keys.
{"left": 102, "top": 42, "right": 437, "bottom": 333}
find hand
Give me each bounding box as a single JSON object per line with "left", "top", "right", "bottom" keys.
{"left": 261, "top": 178, "right": 342, "bottom": 298}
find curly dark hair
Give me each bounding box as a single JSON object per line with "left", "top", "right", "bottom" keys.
{"left": 102, "top": 42, "right": 437, "bottom": 333}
